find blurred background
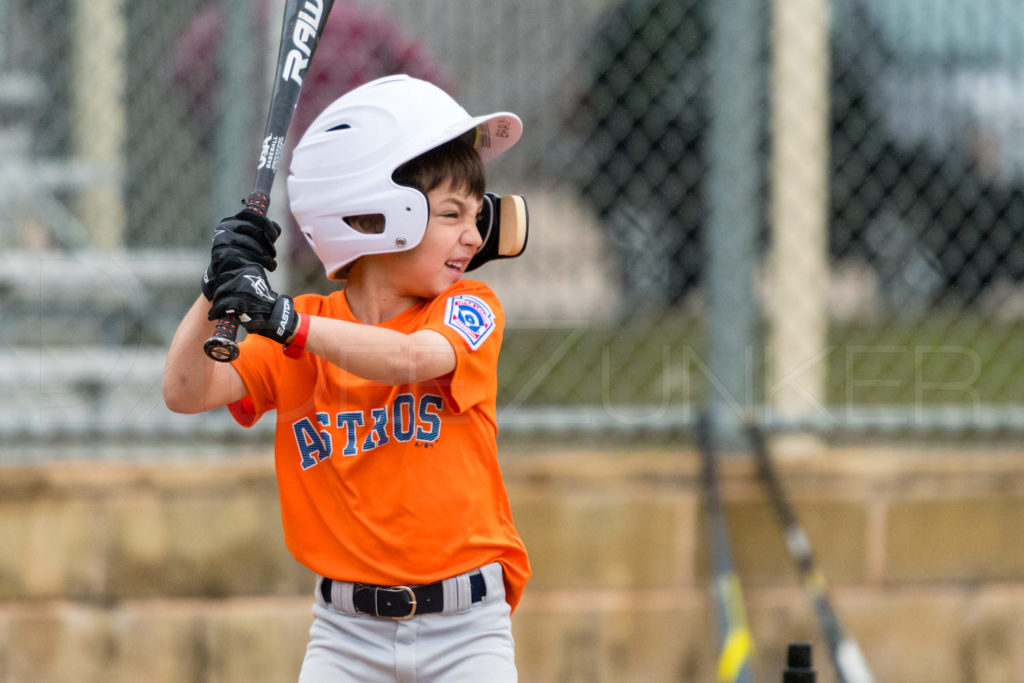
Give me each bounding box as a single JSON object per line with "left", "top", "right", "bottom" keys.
{"left": 1, "top": 0, "right": 1023, "bottom": 681}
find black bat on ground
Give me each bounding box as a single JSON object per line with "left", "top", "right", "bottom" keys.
{"left": 697, "top": 412, "right": 755, "bottom": 683}
{"left": 746, "top": 421, "right": 875, "bottom": 683}
{"left": 205, "top": 0, "right": 336, "bottom": 362}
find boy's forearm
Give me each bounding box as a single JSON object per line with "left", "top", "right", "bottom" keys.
{"left": 305, "top": 316, "right": 456, "bottom": 385}
{"left": 162, "top": 295, "right": 222, "bottom": 413}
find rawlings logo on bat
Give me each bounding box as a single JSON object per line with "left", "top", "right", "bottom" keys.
{"left": 283, "top": 0, "right": 326, "bottom": 85}
{"left": 258, "top": 135, "right": 285, "bottom": 171}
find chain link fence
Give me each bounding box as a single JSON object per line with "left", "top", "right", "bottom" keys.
{"left": 2, "top": 0, "right": 1023, "bottom": 455}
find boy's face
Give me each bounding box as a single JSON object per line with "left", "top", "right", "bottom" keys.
{"left": 383, "top": 182, "right": 483, "bottom": 298}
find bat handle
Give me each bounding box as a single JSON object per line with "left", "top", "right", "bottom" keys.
{"left": 246, "top": 191, "right": 270, "bottom": 216}
{"left": 202, "top": 192, "right": 271, "bottom": 362}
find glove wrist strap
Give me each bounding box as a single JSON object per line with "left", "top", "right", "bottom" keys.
{"left": 283, "top": 313, "right": 310, "bottom": 359}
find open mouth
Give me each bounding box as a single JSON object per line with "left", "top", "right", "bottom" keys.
{"left": 445, "top": 259, "right": 468, "bottom": 273}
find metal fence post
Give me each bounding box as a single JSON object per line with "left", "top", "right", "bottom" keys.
{"left": 214, "top": 0, "right": 257, "bottom": 221}
{"left": 706, "top": 0, "right": 765, "bottom": 449}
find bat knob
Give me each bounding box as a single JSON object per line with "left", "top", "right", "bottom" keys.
{"left": 204, "top": 315, "right": 242, "bottom": 362}
{"left": 783, "top": 643, "right": 815, "bottom": 683}
{"left": 204, "top": 336, "right": 240, "bottom": 362}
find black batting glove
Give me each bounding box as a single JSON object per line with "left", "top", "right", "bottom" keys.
{"left": 208, "top": 264, "right": 298, "bottom": 345}
{"left": 201, "top": 209, "right": 282, "bottom": 300}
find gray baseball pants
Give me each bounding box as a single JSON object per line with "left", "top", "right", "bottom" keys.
{"left": 298, "top": 562, "right": 517, "bottom": 682}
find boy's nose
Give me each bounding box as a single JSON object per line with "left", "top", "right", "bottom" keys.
{"left": 462, "top": 222, "right": 483, "bottom": 249}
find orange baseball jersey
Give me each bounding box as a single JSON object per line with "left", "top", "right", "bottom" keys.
{"left": 227, "top": 279, "right": 530, "bottom": 610}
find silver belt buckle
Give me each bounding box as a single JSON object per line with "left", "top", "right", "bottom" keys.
{"left": 376, "top": 585, "right": 417, "bottom": 620}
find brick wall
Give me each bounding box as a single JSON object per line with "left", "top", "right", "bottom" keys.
{"left": 2, "top": 443, "right": 1023, "bottom": 682}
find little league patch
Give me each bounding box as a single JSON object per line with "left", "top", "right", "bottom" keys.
{"left": 444, "top": 294, "right": 496, "bottom": 349}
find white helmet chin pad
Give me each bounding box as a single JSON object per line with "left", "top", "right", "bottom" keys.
{"left": 287, "top": 74, "right": 523, "bottom": 279}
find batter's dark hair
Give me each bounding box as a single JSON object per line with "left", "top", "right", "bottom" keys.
{"left": 393, "top": 134, "right": 486, "bottom": 198}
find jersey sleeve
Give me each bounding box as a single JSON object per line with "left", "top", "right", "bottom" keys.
{"left": 227, "top": 333, "right": 280, "bottom": 427}
{"left": 424, "top": 282, "right": 504, "bottom": 414}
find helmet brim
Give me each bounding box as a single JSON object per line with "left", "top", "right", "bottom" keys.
{"left": 411, "top": 111, "right": 523, "bottom": 167}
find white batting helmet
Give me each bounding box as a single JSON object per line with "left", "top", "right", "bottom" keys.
{"left": 287, "top": 74, "right": 523, "bottom": 279}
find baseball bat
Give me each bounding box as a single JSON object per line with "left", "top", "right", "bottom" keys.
{"left": 745, "top": 421, "right": 875, "bottom": 683}
{"left": 204, "top": 0, "right": 336, "bottom": 362}
{"left": 697, "top": 412, "right": 755, "bottom": 683}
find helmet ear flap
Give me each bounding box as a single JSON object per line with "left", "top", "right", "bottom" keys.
{"left": 475, "top": 192, "right": 498, "bottom": 249}
{"left": 467, "top": 193, "right": 529, "bottom": 271}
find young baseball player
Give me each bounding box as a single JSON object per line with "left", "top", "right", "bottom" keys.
{"left": 163, "top": 74, "right": 530, "bottom": 682}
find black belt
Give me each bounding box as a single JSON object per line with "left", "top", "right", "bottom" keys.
{"left": 321, "top": 572, "right": 486, "bottom": 619}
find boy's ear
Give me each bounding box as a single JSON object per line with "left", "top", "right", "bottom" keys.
{"left": 466, "top": 193, "right": 529, "bottom": 272}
